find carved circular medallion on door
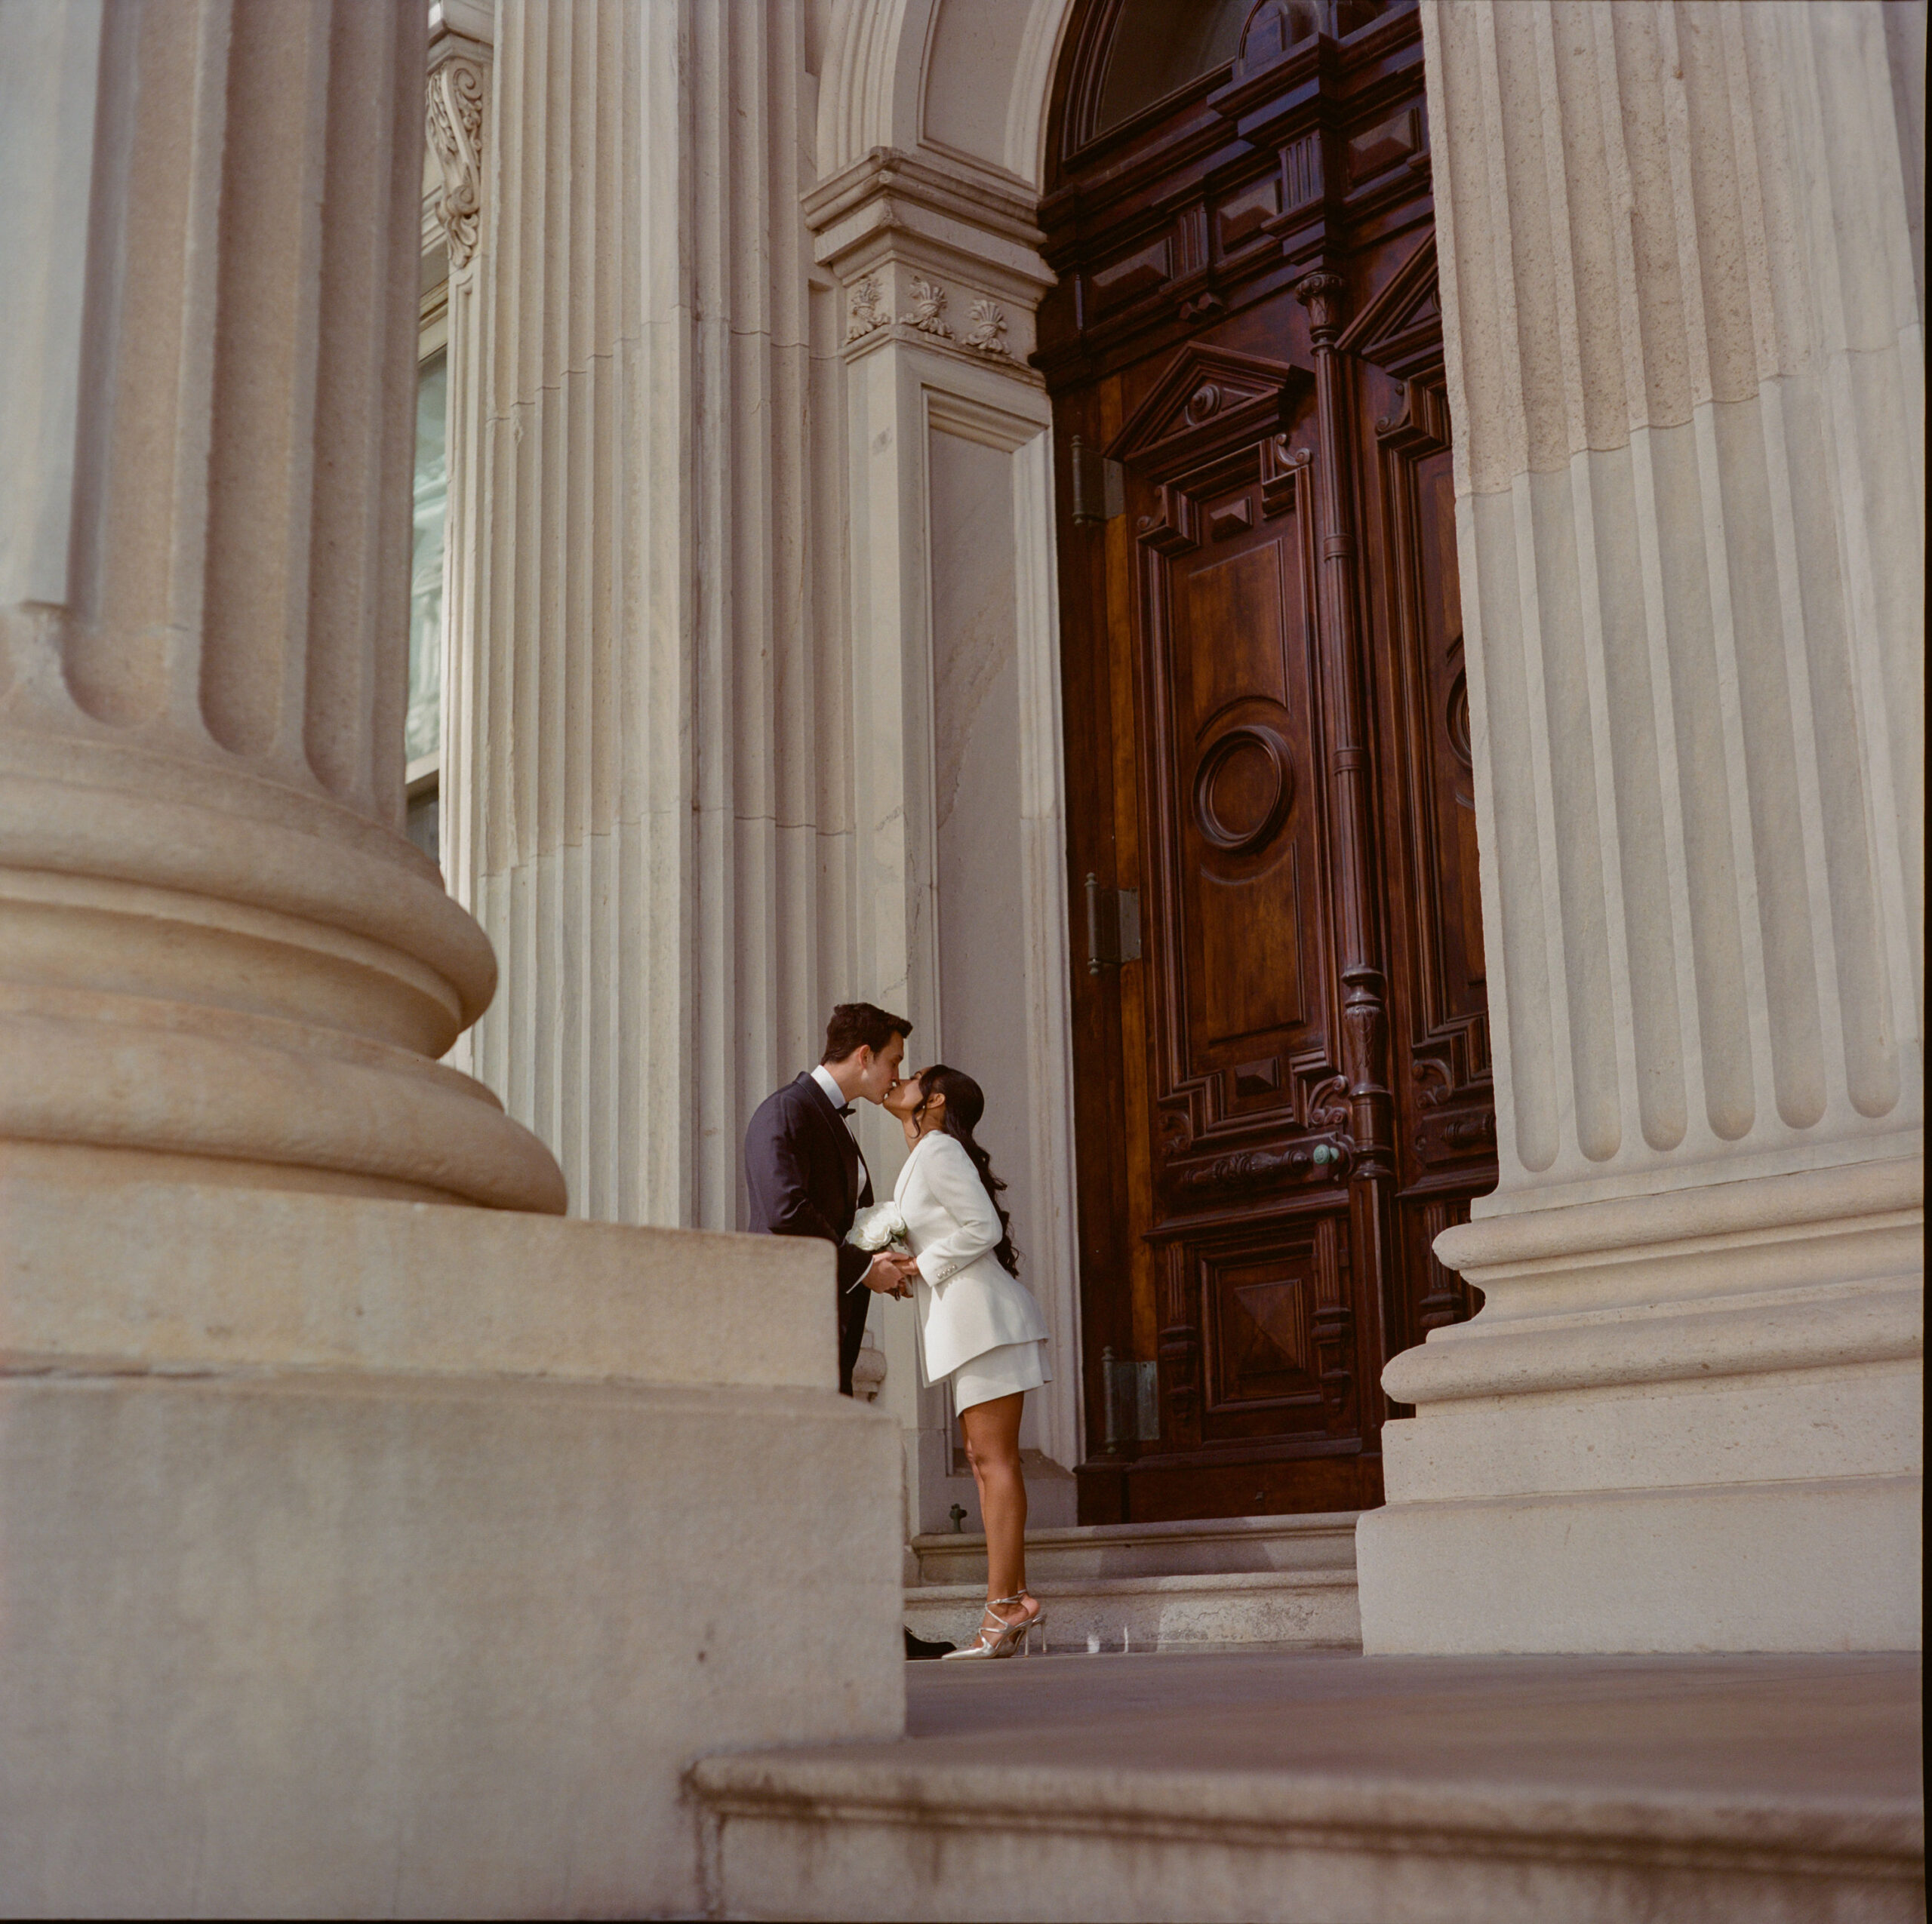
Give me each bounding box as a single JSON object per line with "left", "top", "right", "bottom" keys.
{"left": 1193, "top": 724, "right": 1294, "bottom": 855}
{"left": 1186, "top": 382, "right": 1223, "bottom": 423}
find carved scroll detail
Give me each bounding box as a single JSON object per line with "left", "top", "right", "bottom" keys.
{"left": 427, "top": 57, "right": 488, "bottom": 270}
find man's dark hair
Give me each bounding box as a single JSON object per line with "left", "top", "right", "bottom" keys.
{"left": 821, "top": 1002, "right": 912, "bottom": 1064}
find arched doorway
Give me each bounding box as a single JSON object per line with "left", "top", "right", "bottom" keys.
{"left": 1041, "top": 0, "right": 1496, "bottom": 1523}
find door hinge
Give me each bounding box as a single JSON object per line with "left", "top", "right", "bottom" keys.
{"left": 1069, "top": 435, "right": 1125, "bottom": 524}
{"left": 1102, "top": 1348, "right": 1161, "bottom": 1446}
{"left": 1084, "top": 873, "right": 1141, "bottom": 974}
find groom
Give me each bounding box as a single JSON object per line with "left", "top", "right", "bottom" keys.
{"left": 744, "top": 1002, "right": 918, "bottom": 1400}
{"left": 745, "top": 1003, "right": 953, "bottom": 1661}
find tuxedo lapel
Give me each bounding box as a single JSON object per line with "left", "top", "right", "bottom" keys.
{"left": 798, "top": 1072, "right": 865, "bottom": 1214}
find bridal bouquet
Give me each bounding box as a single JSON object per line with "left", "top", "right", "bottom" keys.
{"left": 848, "top": 1200, "right": 911, "bottom": 1254}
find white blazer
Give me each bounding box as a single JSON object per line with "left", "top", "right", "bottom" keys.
{"left": 894, "top": 1130, "right": 1049, "bottom": 1385}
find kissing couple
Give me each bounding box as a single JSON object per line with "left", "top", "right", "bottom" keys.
{"left": 744, "top": 1002, "right": 1051, "bottom": 1661}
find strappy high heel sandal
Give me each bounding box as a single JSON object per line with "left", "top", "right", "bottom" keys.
{"left": 940, "top": 1591, "right": 1041, "bottom": 1660}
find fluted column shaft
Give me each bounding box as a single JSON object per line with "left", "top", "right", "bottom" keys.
{"left": 1435, "top": 0, "right": 1921, "bottom": 1203}
{"left": 449, "top": 0, "right": 848, "bottom": 1228}
{"left": 1357, "top": 0, "right": 1923, "bottom": 1655}
{"left": 0, "top": 0, "right": 561, "bottom": 1211}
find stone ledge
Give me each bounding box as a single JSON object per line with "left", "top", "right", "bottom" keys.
{"left": 1, "top": 1363, "right": 904, "bottom": 1916}
{"left": 0, "top": 1154, "right": 835, "bottom": 1392}
{"left": 696, "top": 1750, "right": 1922, "bottom": 1865}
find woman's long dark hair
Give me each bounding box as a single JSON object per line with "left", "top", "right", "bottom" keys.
{"left": 915, "top": 1064, "right": 1020, "bottom": 1277}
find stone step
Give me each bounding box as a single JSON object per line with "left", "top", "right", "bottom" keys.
{"left": 906, "top": 1510, "right": 1361, "bottom": 1652}
{"left": 910, "top": 1508, "right": 1359, "bottom": 1584}
{"left": 905, "top": 1569, "right": 1360, "bottom": 1654}
{"left": 691, "top": 1651, "right": 1926, "bottom": 1922}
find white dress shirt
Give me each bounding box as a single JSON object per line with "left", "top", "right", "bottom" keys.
{"left": 811, "top": 1062, "right": 854, "bottom": 1131}
{"left": 811, "top": 1064, "right": 871, "bottom": 1298}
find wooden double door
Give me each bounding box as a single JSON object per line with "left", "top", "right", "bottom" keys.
{"left": 1041, "top": 0, "right": 1497, "bottom": 1524}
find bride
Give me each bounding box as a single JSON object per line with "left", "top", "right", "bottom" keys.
{"left": 880, "top": 1064, "right": 1051, "bottom": 1660}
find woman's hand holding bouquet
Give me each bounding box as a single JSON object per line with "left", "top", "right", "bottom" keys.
{"left": 848, "top": 1203, "right": 916, "bottom": 1297}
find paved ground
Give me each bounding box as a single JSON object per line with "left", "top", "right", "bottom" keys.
{"left": 901, "top": 1648, "right": 1923, "bottom": 1806}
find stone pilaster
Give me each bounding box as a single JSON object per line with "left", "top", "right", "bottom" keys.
{"left": 0, "top": 0, "right": 561, "bottom": 1211}
{"left": 446, "top": 0, "right": 850, "bottom": 1228}
{"left": 804, "top": 151, "right": 1083, "bottom": 1510}
{"left": 1357, "top": 0, "right": 1923, "bottom": 1652}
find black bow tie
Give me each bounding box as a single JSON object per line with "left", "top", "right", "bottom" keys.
{"left": 838, "top": 1104, "right": 855, "bottom": 1117}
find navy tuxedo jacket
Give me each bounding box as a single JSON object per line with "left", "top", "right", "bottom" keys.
{"left": 743, "top": 1072, "right": 874, "bottom": 1295}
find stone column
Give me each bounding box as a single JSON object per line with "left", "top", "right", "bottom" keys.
{"left": 0, "top": 0, "right": 562, "bottom": 1212}
{"left": 444, "top": 0, "right": 851, "bottom": 1228}
{"left": 0, "top": 21, "right": 903, "bottom": 1908}
{"left": 1357, "top": 0, "right": 1923, "bottom": 1652}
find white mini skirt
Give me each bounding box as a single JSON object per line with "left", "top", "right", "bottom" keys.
{"left": 951, "top": 1339, "right": 1052, "bottom": 1414}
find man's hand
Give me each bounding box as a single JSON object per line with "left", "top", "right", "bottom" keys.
{"left": 861, "top": 1250, "right": 916, "bottom": 1295}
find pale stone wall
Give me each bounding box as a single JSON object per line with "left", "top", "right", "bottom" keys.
{"left": 0, "top": 1154, "right": 904, "bottom": 1916}
{"left": 1357, "top": 0, "right": 1924, "bottom": 1653}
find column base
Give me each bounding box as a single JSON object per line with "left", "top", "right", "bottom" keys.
{"left": 1361, "top": 1157, "right": 1924, "bottom": 1654}
{"left": 1358, "top": 1473, "right": 1921, "bottom": 1655}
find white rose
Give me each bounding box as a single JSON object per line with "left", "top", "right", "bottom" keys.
{"left": 848, "top": 1201, "right": 910, "bottom": 1252}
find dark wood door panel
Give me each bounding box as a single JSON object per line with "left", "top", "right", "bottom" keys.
{"left": 1148, "top": 459, "right": 1331, "bottom": 1108}
{"left": 1090, "top": 1448, "right": 1384, "bottom": 1526}
{"left": 1048, "top": 0, "right": 1496, "bottom": 1527}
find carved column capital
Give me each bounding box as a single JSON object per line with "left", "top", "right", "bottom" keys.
{"left": 1294, "top": 270, "right": 1349, "bottom": 343}
{"left": 804, "top": 146, "right": 1052, "bottom": 379}
{"left": 427, "top": 48, "right": 488, "bottom": 272}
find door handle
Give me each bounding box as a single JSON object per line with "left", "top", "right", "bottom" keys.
{"left": 1085, "top": 874, "right": 1142, "bottom": 974}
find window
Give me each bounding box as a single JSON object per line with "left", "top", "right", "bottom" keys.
{"left": 406, "top": 346, "right": 446, "bottom": 865}
{"left": 1090, "top": 0, "right": 1395, "bottom": 139}
{"left": 1092, "top": 0, "right": 1249, "bottom": 134}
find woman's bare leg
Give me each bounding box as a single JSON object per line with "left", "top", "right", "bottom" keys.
{"left": 961, "top": 1391, "right": 1028, "bottom": 1605}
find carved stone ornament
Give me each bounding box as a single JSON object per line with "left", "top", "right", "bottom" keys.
{"left": 851, "top": 1336, "right": 887, "bottom": 1402}
{"left": 845, "top": 276, "right": 889, "bottom": 341}
{"left": 961, "top": 299, "right": 1014, "bottom": 358}
{"left": 898, "top": 278, "right": 953, "bottom": 337}
{"left": 427, "top": 57, "right": 487, "bottom": 269}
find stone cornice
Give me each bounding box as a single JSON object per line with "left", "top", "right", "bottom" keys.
{"left": 804, "top": 147, "right": 1041, "bottom": 247}
{"left": 429, "top": 0, "right": 494, "bottom": 50}
{"left": 804, "top": 146, "right": 1053, "bottom": 298}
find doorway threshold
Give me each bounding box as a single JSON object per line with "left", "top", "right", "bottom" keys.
{"left": 906, "top": 1511, "right": 1361, "bottom": 1653}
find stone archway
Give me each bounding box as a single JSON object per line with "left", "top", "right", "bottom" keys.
{"left": 817, "top": 0, "right": 1079, "bottom": 194}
